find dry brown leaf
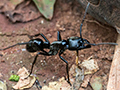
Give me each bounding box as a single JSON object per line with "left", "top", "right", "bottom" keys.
{"left": 13, "top": 67, "right": 36, "bottom": 90}
{"left": 81, "top": 75, "right": 91, "bottom": 88}
{"left": 0, "top": 0, "right": 41, "bottom": 22}
{"left": 69, "top": 64, "right": 84, "bottom": 90}
{"left": 80, "top": 56, "right": 99, "bottom": 75}
{"left": 0, "top": 80, "right": 7, "bottom": 90}
{"left": 0, "top": 0, "right": 24, "bottom": 12}
{"left": 41, "top": 64, "right": 84, "bottom": 90}
{"left": 42, "top": 77, "right": 71, "bottom": 90}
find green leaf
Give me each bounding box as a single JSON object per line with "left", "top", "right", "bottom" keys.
{"left": 9, "top": 75, "right": 20, "bottom": 82}
{"left": 33, "top": 0, "right": 56, "bottom": 20}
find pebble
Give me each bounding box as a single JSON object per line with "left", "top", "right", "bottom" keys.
{"left": 43, "top": 80, "right": 46, "bottom": 83}
{"left": 21, "top": 49, "right": 26, "bottom": 51}
{"left": 19, "top": 61, "right": 23, "bottom": 64}
{"left": 41, "top": 20, "right": 44, "bottom": 24}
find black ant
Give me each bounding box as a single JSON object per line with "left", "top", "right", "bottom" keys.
{"left": 0, "top": 2, "right": 117, "bottom": 86}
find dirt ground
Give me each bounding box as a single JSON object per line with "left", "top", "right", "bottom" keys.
{"left": 0, "top": 0, "right": 118, "bottom": 90}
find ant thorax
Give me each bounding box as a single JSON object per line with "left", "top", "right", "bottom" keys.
{"left": 48, "top": 41, "right": 62, "bottom": 55}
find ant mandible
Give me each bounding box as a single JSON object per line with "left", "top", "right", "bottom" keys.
{"left": 0, "top": 2, "right": 117, "bottom": 86}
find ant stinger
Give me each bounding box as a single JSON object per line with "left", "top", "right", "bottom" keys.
{"left": 0, "top": 2, "right": 117, "bottom": 86}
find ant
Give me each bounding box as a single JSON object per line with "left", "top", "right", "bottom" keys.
{"left": 48, "top": 2, "right": 117, "bottom": 84}
{"left": 0, "top": 2, "right": 117, "bottom": 86}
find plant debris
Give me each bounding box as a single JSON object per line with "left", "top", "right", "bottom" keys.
{"left": 33, "top": 0, "right": 56, "bottom": 20}
{"left": 0, "top": 80, "right": 7, "bottom": 90}
{"left": 12, "top": 67, "right": 36, "bottom": 89}
{"left": 0, "top": 0, "right": 41, "bottom": 22}
{"left": 80, "top": 56, "right": 99, "bottom": 75}
{"left": 9, "top": 75, "right": 20, "bottom": 82}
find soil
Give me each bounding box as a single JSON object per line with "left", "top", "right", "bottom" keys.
{"left": 0, "top": 0, "right": 118, "bottom": 90}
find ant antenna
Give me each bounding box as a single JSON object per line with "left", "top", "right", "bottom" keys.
{"left": 86, "top": 42, "right": 118, "bottom": 46}
{"left": 0, "top": 42, "right": 29, "bottom": 51}
{"left": 80, "top": 2, "right": 90, "bottom": 38}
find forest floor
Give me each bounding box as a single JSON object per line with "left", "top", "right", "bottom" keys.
{"left": 0, "top": 0, "right": 118, "bottom": 90}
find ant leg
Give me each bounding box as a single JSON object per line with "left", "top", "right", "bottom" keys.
{"left": 57, "top": 31, "right": 62, "bottom": 41}
{"left": 35, "top": 79, "right": 42, "bottom": 89}
{"left": 27, "top": 50, "right": 49, "bottom": 78}
{"left": 28, "top": 53, "right": 39, "bottom": 77}
{"left": 75, "top": 50, "right": 79, "bottom": 66}
{"left": 40, "top": 33, "right": 50, "bottom": 43}
{"left": 59, "top": 50, "right": 71, "bottom": 86}
{"left": 0, "top": 42, "right": 29, "bottom": 51}
{"left": 75, "top": 50, "right": 82, "bottom": 69}
{"left": 29, "top": 33, "right": 50, "bottom": 43}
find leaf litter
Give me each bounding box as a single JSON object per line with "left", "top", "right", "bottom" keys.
{"left": 0, "top": 0, "right": 56, "bottom": 22}
{"left": 12, "top": 67, "right": 36, "bottom": 90}
{"left": 41, "top": 56, "right": 99, "bottom": 90}
{"left": 9, "top": 56, "right": 100, "bottom": 90}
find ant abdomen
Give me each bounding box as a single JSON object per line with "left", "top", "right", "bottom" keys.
{"left": 26, "top": 38, "right": 44, "bottom": 52}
